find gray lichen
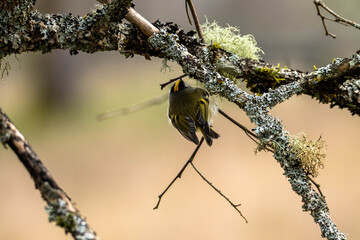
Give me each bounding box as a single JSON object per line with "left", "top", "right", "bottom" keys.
{"left": 339, "top": 79, "right": 360, "bottom": 103}
{"left": 46, "top": 199, "right": 98, "bottom": 240}
{"left": 0, "top": 0, "right": 133, "bottom": 58}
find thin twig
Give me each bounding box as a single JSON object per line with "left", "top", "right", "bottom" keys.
{"left": 218, "top": 108, "right": 258, "bottom": 143}
{"left": 185, "top": 0, "right": 204, "bottom": 42}
{"left": 95, "top": 1, "right": 159, "bottom": 37}
{"left": 185, "top": 0, "right": 192, "bottom": 25}
{"left": 97, "top": 94, "right": 167, "bottom": 121}
{"left": 314, "top": 0, "right": 360, "bottom": 38}
{"left": 307, "top": 174, "right": 325, "bottom": 199}
{"left": 314, "top": 0, "right": 336, "bottom": 38}
{"left": 218, "top": 108, "right": 274, "bottom": 153}
{"left": 190, "top": 162, "right": 248, "bottom": 223}
{"left": 160, "top": 74, "right": 188, "bottom": 90}
{"left": 154, "top": 137, "right": 205, "bottom": 210}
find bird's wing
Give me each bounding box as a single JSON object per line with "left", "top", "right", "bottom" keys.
{"left": 170, "top": 114, "right": 199, "bottom": 145}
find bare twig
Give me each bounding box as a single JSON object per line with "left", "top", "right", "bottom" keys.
{"left": 218, "top": 108, "right": 274, "bottom": 153}
{"left": 185, "top": 0, "right": 192, "bottom": 25}
{"left": 218, "top": 108, "right": 258, "bottom": 143}
{"left": 185, "top": 0, "right": 204, "bottom": 42}
{"left": 125, "top": 8, "right": 159, "bottom": 37}
{"left": 190, "top": 162, "right": 248, "bottom": 223}
{"left": 0, "top": 108, "right": 98, "bottom": 240}
{"left": 95, "top": 0, "right": 159, "bottom": 37}
{"left": 160, "top": 74, "right": 188, "bottom": 90}
{"left": 307, "top": 174, "right": 325, "bottom": 199}
{"left": 97, "top": 94, "right": 167, "bottom": 121}
{"left": 154, "top": 137, "right": 204, "bottom": 210}
{"left": 314, "top": 0, "right": 360, "bottom": 38}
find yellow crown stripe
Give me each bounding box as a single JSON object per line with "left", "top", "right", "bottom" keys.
{"left": 174, "top": 80, "right": 180, "bottom": 92}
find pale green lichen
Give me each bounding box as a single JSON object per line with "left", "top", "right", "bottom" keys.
{"left": 160, "top": 57, "right": 173, "bottom": 72}
{"left": 289, "top": 133, "right": 326, "bottom": 177}
{"left": 201, "top": 18, "right": 263, "bottom": 61}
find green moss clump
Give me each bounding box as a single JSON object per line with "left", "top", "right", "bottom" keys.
{"left": 255, "top": 65, "right": 285, "bottom": 83}
{"left": 245, "top": 64, "right": 286, "bottom": 94}
{"left": 55, "top": 213, "right": 77, "bottom": 233}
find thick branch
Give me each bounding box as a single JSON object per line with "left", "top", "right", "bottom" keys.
{"left": 0, "top": 0, "right": 28, "bottom": 11}
{"left": 0, "top": 108, "right": 98, "bottom": 240}
{"left": 0, "top": 0, "right": 133, "bottom": 58}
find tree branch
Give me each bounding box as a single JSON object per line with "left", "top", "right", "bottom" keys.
{"left": 0, "top": 108, "right": 98, "bottom": 240}
{"left": 1, "top": 1, "right": 358, "bottom": 115}
{"left": 0, "top": 0, "right": 27, "bottom": 11}
{"left": 0, "top": 0, "right": 133, "bottom": 58}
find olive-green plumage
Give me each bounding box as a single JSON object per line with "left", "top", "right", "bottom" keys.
{"left": 168, "top": 80, "right": 220, "bottom": 146}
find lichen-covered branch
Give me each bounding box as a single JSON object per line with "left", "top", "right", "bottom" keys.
{"left": 241, "top": 53, "right": 360, "bottom": 115}
{"left": 0, "top": 0, "right": 133, "bottom": 57}
{"left": 0, "top": 108, "right": 98, "bottom": 240}
{"left": 0, "top": 1, "right": 358, "bottom": 114}
{"left": 0, "top": 0, "right": 26, "bottom": 11}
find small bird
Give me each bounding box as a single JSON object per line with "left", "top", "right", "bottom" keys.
{"left": 168, "top": 79, "right": 220, "bottom": 146}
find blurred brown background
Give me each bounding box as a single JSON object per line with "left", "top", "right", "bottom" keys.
{"left": 0, "top": 0, "right": 359, "bottom": 239}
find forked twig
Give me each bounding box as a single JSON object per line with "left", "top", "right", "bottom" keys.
{"left": 154, "top": 137, "right": 205, "bottom": 210}
{"left": 314, "top": 0, "right": 360, "bottom": 38}
{"left": 190, "top": 162, "right": 248, "bottom": 223}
